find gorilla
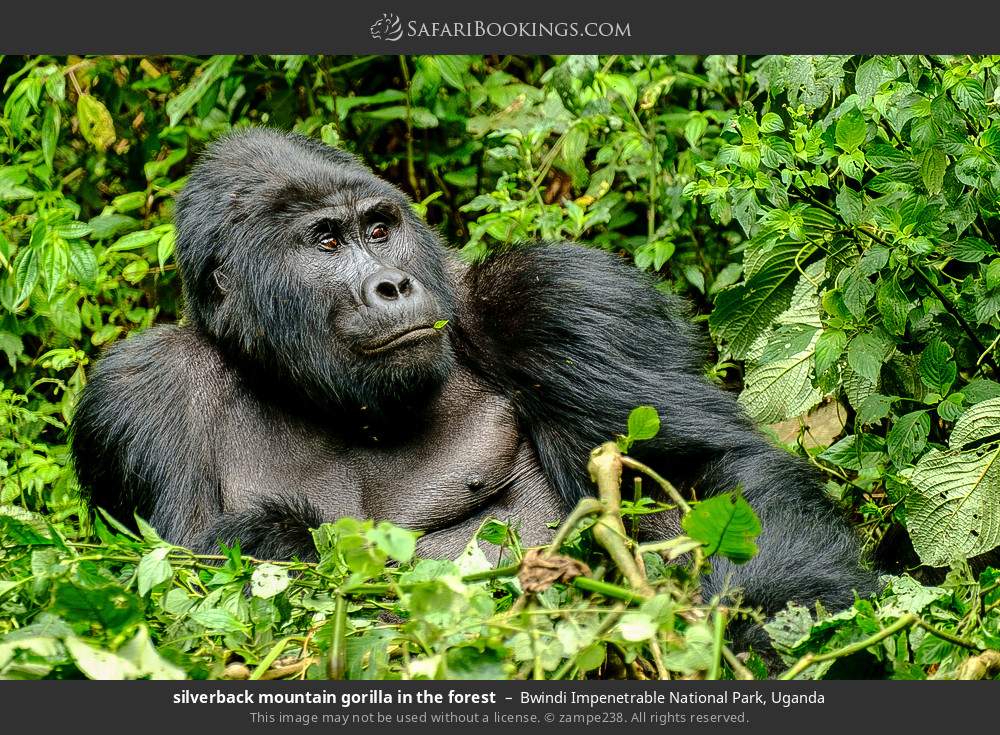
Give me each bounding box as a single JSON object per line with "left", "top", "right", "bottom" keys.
{"left": 72, "top": 128, "right": 876, "bottom": 639}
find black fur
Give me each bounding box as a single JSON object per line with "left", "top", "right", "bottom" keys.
{"left": 72, "top": 128, "right": 877, "bottom": 644}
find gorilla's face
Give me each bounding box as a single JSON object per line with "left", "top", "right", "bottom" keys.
{"left": 292, "top": 183, "right": 455, "bottom": 391}
{"left": 174, "top": 130, "right": 456, "bottom": 411}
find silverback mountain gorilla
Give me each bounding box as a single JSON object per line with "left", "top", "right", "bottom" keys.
{"left": 72, "top": 129, "right": 876, "bottom": 644}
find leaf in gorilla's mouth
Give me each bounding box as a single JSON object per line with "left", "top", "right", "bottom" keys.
{"left": 360, "top": 325, "right": 441, "bottom": 354}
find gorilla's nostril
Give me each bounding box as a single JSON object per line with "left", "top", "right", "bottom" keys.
{"left": 362, "top": 268, "right": 422, "bottom": 307}
{"left": 375, "top": 281, "right": 399, "bottom": 300}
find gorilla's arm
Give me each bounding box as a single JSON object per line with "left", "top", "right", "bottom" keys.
{"left": 459, "top": 243, "right": 877, "bottom": 619}
{"left": 71, "top": 325, "right": 223, "bottom": 549}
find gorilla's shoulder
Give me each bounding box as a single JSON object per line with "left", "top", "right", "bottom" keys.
{"left": 83, "top": 324, "right": 228, "bottom": 407}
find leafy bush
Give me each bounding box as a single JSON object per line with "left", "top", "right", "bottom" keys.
{"left": 2, "top": 54, "right": 1000, "bottom": 680}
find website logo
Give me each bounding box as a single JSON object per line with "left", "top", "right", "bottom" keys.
{"left": 370, "top": 13, "right": 404, "bottom": 42}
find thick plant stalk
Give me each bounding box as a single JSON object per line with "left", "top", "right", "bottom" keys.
{"left": 587, "top": 442, "right": 654, "bottom": 597}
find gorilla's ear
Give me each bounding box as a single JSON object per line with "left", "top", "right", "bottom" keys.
{"left": 212, "top": 268, "right": 232, "bottom": 295}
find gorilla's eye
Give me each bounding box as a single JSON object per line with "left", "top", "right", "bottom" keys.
{"left": 368, "top": 223, "right": 389, "bottom": 241}
{"left": 317, "top": 233, "right": 339, "bottom": 251}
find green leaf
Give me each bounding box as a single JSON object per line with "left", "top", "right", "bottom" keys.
{"left": 950, "top": 237, "right": 995, "bottom": 263}
{"left": 739, "top": 349, "right": 822, "bottom": 424}
{"left": 710, "top": 243, "right": 811, "bottom": 359}
{"left": 842, "top": 266, "right": 876, "bottom": 320}
{"left": 13, "top": 246, "right": 39, "bottom": 307}
{"left": 919, "top": 338, "right": 956, "bottom": 395}
{"left": 626, "top": 405, "right": 660, "bottom": 442}
{"left": 904, "top": 446, "right": 1000, "bottom": 565}
{"left": 41, "top": 105, "right": 60, "bottom": 169}
{"left": 110, "top": 230, "right": 160, "bottom": 252}
{"left": 136, "top": 547, "right": 172, "bottom": 596}
{"left": 76, "top": 94, "right": 116, "bottom": 151}
{"left": 684, "top": 114, "right": 708, "bottom": 147}
{"left": 950, "top": 397, "right": 1000, "bottom": 449}
{"left": 681, "top": 490, "right": 761, "bottom": 563}
{"left": 760, "top": 112, "right": 784, "bottom": 133}
{"left": 52, "top": 580, "right": 142, "bottom": 633}
{"left": 835, "top": 108, "right": 866, "bottom": 152}
{"left": 918, "top": 148, "right": 947, "bottom": 196}
{"left": 876, "top": 277, "right": 911, "bottom": 336}
{"left": 250, "top": 563, "right": 290, "bottom": 599}
{"left": 847, "top": 333, "right": 888, "bottom": 383}
{"left": 856, "top": 393, "right": 893, "bottom": 425}
{"left": 814, "top": 328, "right": 847, "bottom": 377}
{"left": 40, "top": 240, "right": 69, "bottom": 301}
{"left": 116, "top": 627, "right": 185, "bottom": 680}
{"left": 112, "top": 192, "right": 147, "bottom": 213}
{"left": 835, "top": 186, "right": 864, "bottom": 226}
{"left": 887, "top": 410, "right": 931, "bottom": 466}
{"left": 121, "top": 259, "right": 150, "bottom": 284}
{"left": 157, "top": 229, "right": 176, "bottom": 269}
{"left": 819, "top": 434, "right": 884, "bottom": 470}
{"left": 165, "top": 55, "right": 236, "bottom": 126}
{"left": 367, "top": 522, "right": 417, "bottom": 564}
{"left": 189, "top": 608, "right": 248, "bottom": 633}
{"left": 65, "top": 637, "right": 139, "bottom": 680}
{"left": 659, "top": 622, "right": 715, "bottom": 675}
{"left": 855, "top": 56, "right": 902, "bottom": 106}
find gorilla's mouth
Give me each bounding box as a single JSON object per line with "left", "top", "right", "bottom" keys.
{"left": 360, "top": 325, "right": 441, "bottom": 354}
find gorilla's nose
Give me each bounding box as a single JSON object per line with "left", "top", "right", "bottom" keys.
{"left": 361, "top": 267, "right": 424, "bottom": 308}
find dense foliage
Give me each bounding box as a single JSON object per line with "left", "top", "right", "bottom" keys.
{"left": 2, "top": 54, "right": 1000, "bottom": 680}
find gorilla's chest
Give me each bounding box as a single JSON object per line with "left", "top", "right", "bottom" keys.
{"left": 217, "top": 370, "right": 545, "bottom": 543}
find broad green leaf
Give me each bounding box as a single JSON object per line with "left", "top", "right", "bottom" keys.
{"left": 876, "top": 277, "right": 911, "bottom": 336}
{"left": 904, "top": 446, "right": 1000, "bottom": 565}
{"left": 659, "top": 622, "right": 715, "bottom": 675}
{"left": 681, "top": 491, "right": 761, "bottom": 563}
{"left": 856, "top": 393, "right": 893, "bottom": 425}
{"left": 76, "top": 94, "right": 115, "bottom": 151}
{"left": 110, "top": 230, "right": 160, "bottom": 252}
{"left": 887, "top": 410, "right": 930, "bottom": 466}
{"left": 919, "top": 338, "right": 956, "bottom": 395}
{"left": 157, "top": 229, "right": 176, "bottom": 268}
{"left": 819, "top": 433, "right": 884, "bottom": 470}
{"left": 918, "top": 148, "right": 947, "bottom": 195}
{"left": 136, "top": 547, "right": 172, "bottom": 596}
{"left": 842, "top": 266, "right": 876, "bottom": 320}
{"left": 65, "top": 637, "right": 139, "bottom": 680}
{"left": 951, "top": 397, "right": 1000, "bottom": 449}
{"left": 684, "top": 114, "right": 708, "bottom": 147}
{"left": 710, "top": 243, "right": 811, "bottom": 359}
{"left": 760, "top": 112, "right": 784, "bottom": 133}
{"left": 41, "top": 105, "right": 59, "bottom": 169}
{"left": 13, "top": 247, "right": 39, "bottom": 306}
{"left": 835, "top": 108, "right": 866, "bottom": 152}
{"left": 67, "top": 241, "right": 97, "bottom": 288}
{"left": 950, "top": 237, "right": 994, "bottom": 263}
{"left": 847, "top": 333, "right": 888, "bottom": 383}
{"left": 739, "top": 348, "right": 822, "bottom": 424}
{"left": 835, "top": 186, "right": 863, "bottom": 226}
{"left": 40, "top": 240, "right": 69, "bottom": 301}
{"left": 250, "top": 563, "right": 290, "bottom": 599}
{"left": 112, "top": 191, "right": 147, "bottom": 213}
{"left": 189, "top": 608, "right": 248, "bottom": 633}
{"left": 165, "top": 55, "right": 236, "bottom": 126}
{"left": 122, "top": 259, "right": 150, "bottom": 284}
{"left": 52, "top": 580, "right": 142, "bottom": 633}
{"left": 367, "top": 522, "right": 417, "bottom": 563}
{"left": 814, "top": 328, "right": 847, "bottom": 377}
{"left": 117, "top": 627, "right": 185, "bottom": 680}
{"left": 627, "top": 405, "right": 660, "bottom": 442}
